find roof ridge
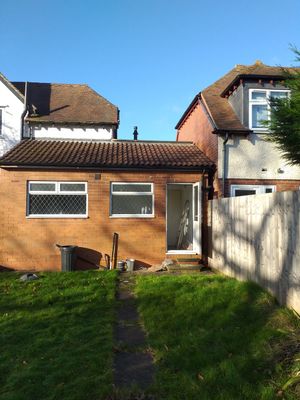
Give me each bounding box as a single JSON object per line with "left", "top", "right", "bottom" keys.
{"left": 12, "top": 81, "right": 88, "bottom": 86}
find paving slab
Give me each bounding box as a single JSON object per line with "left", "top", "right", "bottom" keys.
{"left": 114, "top": 351, "right": 154, "bottom": 389}
{"left": 114, "top": 273, "right": 154, "bottom": 393}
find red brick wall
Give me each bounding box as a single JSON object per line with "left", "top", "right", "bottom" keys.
{"left": 222, "top": 178, "right": 300, "bottom": 197}
{"left": 177, "top": 103, "right": 217, "bottom": 164}
{"left": 0, "top": 168, "right": 205, "bottom": 271}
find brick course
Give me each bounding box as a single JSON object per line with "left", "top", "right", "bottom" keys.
{"left": 0, "top": 168, "right": 206, "bottom": 271}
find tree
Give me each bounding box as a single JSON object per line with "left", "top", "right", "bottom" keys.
{"left": 265, "top": 47, "right": 300, "bottom": 165}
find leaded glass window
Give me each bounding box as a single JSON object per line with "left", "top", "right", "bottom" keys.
{"left": 27, "top": 181, "right": 87, "bottom": 217}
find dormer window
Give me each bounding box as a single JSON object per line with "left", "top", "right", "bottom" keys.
{"left": 249, "top": 89, "right": 289, "bottom": 130}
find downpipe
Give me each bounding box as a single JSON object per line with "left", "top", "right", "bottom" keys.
{"left": 222, "top": 133, "right": 229, "bottom": 197}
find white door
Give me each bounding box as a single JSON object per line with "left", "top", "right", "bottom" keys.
{"left": 193, "top": 182, "right": 201, "bottom": 253}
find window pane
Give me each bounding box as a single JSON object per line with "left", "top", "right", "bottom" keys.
{"left": 29, "top": 195, "right": 86, "bottom": 215}
{"left": 235, "top": 190, "right": 257, "bottom": 196}
{"left": 60, "top": 183, "right": 86, "bottom": 192}
{"left": 252, "top": 104, "right": 268, "bottom": 128}
{"left": 111, "top": 194, "right": 153, "bottom": 215}
{"left": 251, "top": 91, "right": 266, "bottom": 100}
{"left": 265, "top": 188, "right": 273, "bottom": 193}
{"left": 270, "top": 91, "right": 288, "bottom": 99}
{"left": 112, "top": 184, "right": 152, "bottom": 193}
{"left": 29, "top": 183, "right": 56, "bottom": 192}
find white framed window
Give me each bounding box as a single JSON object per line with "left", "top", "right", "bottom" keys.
{"left": 110, "top": 182, "right": 154, "bottom": 218}
{"left": 249, "top": 89, "right": 289, "bottom": 130}
{"left": 231, "top": 185, "right": 276, "bottom": 197}
{"left": 27, "top": 181, "right": 88, "bottom": 218}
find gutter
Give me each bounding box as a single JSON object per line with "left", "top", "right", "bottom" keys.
{"left": 0, "top": 164, "right": 215, "bottom": 173}
{"left": 20, "top": 82, "right": 29, "bottom": 140}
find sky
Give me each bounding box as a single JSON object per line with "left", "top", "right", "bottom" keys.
{"left": 1, "top": 0, "right": 300, "bottom": 141}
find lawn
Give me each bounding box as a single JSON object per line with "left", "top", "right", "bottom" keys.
{"left": 135, "top": 274, "right": 300, "bottom": 400}
{"left": 0, "top": 270, "right": 117, "bottom": 400}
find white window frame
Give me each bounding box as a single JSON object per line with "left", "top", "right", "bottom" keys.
{"left": 27, "top": 181, "right": 88, "bottom": 218}
{"left": 110, "top": 182, "right": 154, "bottom": 218}
{"left": 231, "top": 184, "right": 276, "bottom": 197}
{"left": 249, "top": 89, "right": 290, "bottom": 131}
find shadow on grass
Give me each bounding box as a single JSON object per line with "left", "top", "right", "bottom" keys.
{"left": 135, "top": 274, "right": 300, "bottom": 400}
{"left": 0, "top": 271, "right": 117, "bottom": 400}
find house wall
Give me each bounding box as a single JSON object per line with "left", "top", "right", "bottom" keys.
{"left": 217, "top": 134, "right": 300, "bottom": 180}
{"left": 0, "top": 81, "right": 24, "bottom": 156}
{"left": 31, "top": 124, "right": 114, "bottom": 140}
{"left": 176, "top": 103, "right": 218, "bottom": 164}
{"left": 0, "top": 168, "right": 204, "bottom": 271}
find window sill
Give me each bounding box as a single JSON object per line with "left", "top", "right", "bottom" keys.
{"left": 26, "top": 215, "right": 89, "bottom": 219}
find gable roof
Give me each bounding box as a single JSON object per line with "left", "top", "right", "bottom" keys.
{"left": 175, "top": 61, "right": 300, "bottom": 132}
{"left": 0, "top": 73, "right": 24, "bottom": 102}
{"left": 0, "top": 139, "right": 214, "bottom": 171}
{"left": 11, "top": 81, "right": 119, "bottom": 126}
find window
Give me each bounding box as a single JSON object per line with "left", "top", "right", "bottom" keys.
{"left": 249, "top": 89, "right": 289, "bottom": 130}
{"left": 27, "top": 181, "right": 88, "bottom": 218}
{"left": 231, "top": 185, "right": 276, "bottom": 197}
{"left": 110, "top": 183, "right": 154, "bottom": 217}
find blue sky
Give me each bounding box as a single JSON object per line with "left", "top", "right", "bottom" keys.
{"left": 1, "top": 0, "right": 299, "bottom": 141}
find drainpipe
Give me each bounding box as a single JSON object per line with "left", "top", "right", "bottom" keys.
{"left": 20, "top": 82, "right": 29, "bottom": 140}
{"left": 222, "top": 133, "right": 229, "bottom": 197}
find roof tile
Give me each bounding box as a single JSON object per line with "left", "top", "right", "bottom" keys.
{"left": 0, "top": 139, "right": 214, "bottom": 170}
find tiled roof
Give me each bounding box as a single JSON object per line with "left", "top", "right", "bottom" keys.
{"left": 11, "top": 82, "right": 119, "bottom": 125}
{"left": 176, "top": 61, "right": 300, "bottom": 132}
{"left": 0, "top": 139, "right": 214, "bottom": 170}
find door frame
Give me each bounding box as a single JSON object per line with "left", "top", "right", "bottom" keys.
{"left": 165, "top": 182, "right": 201, "bottom": 255}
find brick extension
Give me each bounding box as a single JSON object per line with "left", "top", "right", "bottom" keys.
{"left": 0, "top": 168, "right": 208, "bottom": 271}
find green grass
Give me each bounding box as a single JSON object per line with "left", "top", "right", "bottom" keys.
{"left": 135, "top": 274, "right": 300, "bottom": 400}
{"left": 0, "top": 271, "right": 117, "bottom": 400}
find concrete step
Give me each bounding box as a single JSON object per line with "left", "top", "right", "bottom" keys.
{"left": 169, "top": 264, "right": 202, "bottom": 271}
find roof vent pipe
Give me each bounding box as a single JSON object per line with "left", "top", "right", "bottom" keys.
{"left": 133, "top": 126, "right": 138, "bottom": 140}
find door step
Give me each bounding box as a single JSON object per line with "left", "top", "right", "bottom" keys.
{"left": 176, "top": 257, "right": 201, "bottom": 264}
{"left": 168, "top": 263, "right": 203, "bottom": 272}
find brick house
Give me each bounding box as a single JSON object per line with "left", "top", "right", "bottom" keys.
{"left": 176, "top": 61, "right": 300, "bottom": 197}
{"left": 0, "top": 139, "right": 214, "bottom": 271}
{"left": 0, "top": 72, "right": 119, "bottom": 156}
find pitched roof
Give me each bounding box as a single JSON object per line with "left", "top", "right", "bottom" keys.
{"left": 0, "top": 139, "right": 214, "bottom": 171}
{"left": 11, "top": 82, "right": 119, "bottom": 125}
{"left": 176, "top": 61, "right": 300, "bottom": 132}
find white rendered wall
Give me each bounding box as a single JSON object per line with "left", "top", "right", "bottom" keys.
{"left": 31, "top": 125, "right": 114, "bottom": 140}
{"left": 0, "top": 81, "right": 24, "bottom": 156}
{"left": 217, "top": 133, "right": 300, "bottom": 180}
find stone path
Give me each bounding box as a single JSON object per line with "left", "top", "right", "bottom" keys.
{"left": 113, "top": 272, "right": 154, "bottom": 396}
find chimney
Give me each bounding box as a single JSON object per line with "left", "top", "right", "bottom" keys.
{"left": 133, "top": 126, "right": 138, "bottom": 140}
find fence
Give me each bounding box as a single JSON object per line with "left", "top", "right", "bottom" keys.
{"left": 208, "top": 190, "right": 300, "bottom": 313}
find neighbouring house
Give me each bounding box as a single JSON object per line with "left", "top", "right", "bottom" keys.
{"left": 176, "top": 61, "right": 300, "bottom": 197}
{"left": 0, "top": 72, "right": 119, "bottom": 156}
{"left": 0, "top": 138, "right": 215, "bottom": 271}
